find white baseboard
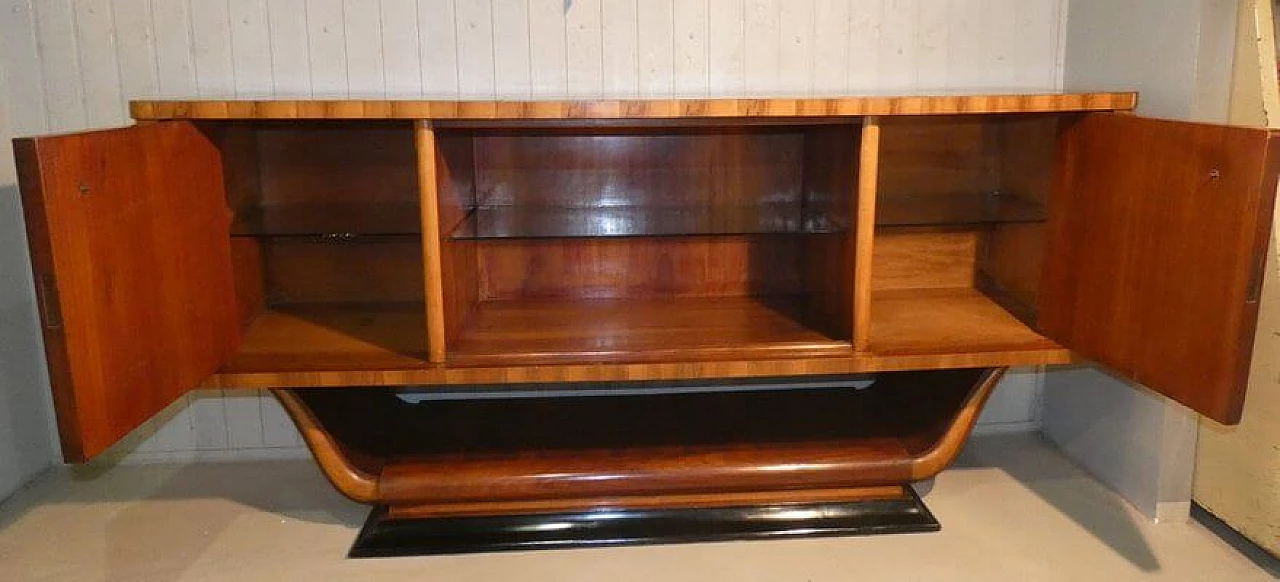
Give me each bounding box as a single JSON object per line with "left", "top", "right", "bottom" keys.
{"left": 117, "top": 447, "right": 311, "bottom": 465}
{"left": 972, "top": 421, "right": 1040, "bottom": 436}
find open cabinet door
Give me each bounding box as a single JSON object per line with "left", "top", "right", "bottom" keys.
{"left": 1041, "top": 113, "right": 1280, "bottom": 424}
{"left": 15, "top": 122, "right": 239, "bottom": 462}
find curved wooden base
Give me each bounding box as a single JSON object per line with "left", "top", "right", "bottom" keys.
{"left": 274, "top": 368, "right": 1003, "bottom": 553}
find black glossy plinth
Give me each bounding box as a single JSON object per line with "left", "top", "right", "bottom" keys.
{"left": 348, "top": 488, "right": 939, "bottom": 558}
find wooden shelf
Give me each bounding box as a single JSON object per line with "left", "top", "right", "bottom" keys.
{"left": 221, "top": 302, "right": 428, "bottom": 373}
{"left": 868, "top": 288, "right": 1059, "bottom": 356}
{"left": 876, "top": 192, "right": 1046, "bottom": 227}
{"left": 230, "top": 202, "right": 422, "bottom": 237}
{"left": 448, "top": 296, "right": 851, "bottom": 366}
{"left": 449, "top": 204, "right": 846, "bottom": 239}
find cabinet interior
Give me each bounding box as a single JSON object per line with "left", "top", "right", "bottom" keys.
{"left": 435, "top": 122, "right": 860, "bottom": 364}
{"left": 870, "top": 114, "right": 1068, "bottom": 357}
{"left": 201, "top": 114, "right": 1071, "bottom": 373}
{"left": 212, "top": 121, "right": 429, "bottom": 372}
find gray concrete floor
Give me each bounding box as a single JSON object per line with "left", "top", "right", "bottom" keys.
{"left": 0, "top": 433, "right": 1276, "bottom": 581}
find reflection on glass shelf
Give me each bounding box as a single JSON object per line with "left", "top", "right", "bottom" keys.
{"left": 231, "top": 202, "right": 422, "bottom": 237}
{"left": 876, "top": 192, "right": 1046, "bottom": 227}
{"left": 450, "top": 204, "right": 848, "bottom": 239}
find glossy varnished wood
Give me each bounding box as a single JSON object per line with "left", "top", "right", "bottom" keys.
{"left": 870, "top": 288, "right": 1062, "bottom": 356}
{"left": 230, "top": 203, "right": 422, "bottom": 237}
{"left": 471, "top": 127, "right": 804, "bottom": 209}
{"left": 448, "top": 296, "right": 850, "bottom": 366}
{"left": 354, "top": 490, "right": 937, "bottom": 556}
{"left": 1040, "top": 113, "right": 1280, "bottom": 424}
{"left": 875, "top": 192, "right": 1045, "bottom": 226}
{"left": 129, "top": 93, "right": 1138, "bottom": 120}
{"left": 431, "top": 129, "right": 481, "bottom": 353}
{"left": 872, "top": 229, "right": 979, "bottom": 291}
{"left": 451, "top": 204, "right": 842, "bottom": 238}
{"left": 204, "top": 350, "right": 1070, "bottom": 389}
{"left": 975, "top": 115, "right": 1066, "bottom": 319}
{"left": 415, "top": 123, "right": 448, "bottom": 362}
{"left": 216, "top": 122, "right": 420, "bottom": 237}
{"left": 475, "top": 236, "right": 804, "bottom": 300}
{"left": 800, "top": 124, "right": 860, "bottom": 339}
{"left": 258, "top": 237, "right": 424, "bottom": 304}
{"left": 15, "top": 122, "right": 240, "bottom": 461}
{"left": 273, "top": 388, "right": 382, "bottom": 503}
{"left": 275, "top": 369, "right": 1003, "bottom": 511}
{"left": 219, "top": 302, "right": 428, "bottom": 373}
{"left": 878, "top": 116, "right": 998, "bottom": 200}
{"left": 853, "top": 117, "right": 881, "bottom": 350}
{"left": 385, "top": 486, "right": 909, "bottom": 519}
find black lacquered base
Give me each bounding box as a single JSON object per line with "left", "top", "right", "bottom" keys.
{"left": 348, "top": 488, "right": 939, "bottom": 558}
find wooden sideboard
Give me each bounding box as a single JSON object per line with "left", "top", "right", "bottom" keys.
{"left": 13, "top": 92, "right": 1280, "bottom": 552}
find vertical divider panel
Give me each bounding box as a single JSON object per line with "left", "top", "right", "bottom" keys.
{"left": 800, "top": 122, "right": 861, "bottom": 342}
{"left": 416, "top": 121, "right": 448, "bottom": 363}
{"left": 853, "top": 117, "right": 882, "bottom": 351}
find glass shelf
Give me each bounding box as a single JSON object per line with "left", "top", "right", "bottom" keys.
{"left": 449, "top": 204, "right": 848, "bottom": 240}
{"left": 227, "top": 193, "right": 1042, "bottom": 240}
{"left": 230, "top": 202, "right": 422, "bottom": 237}
{"left": 876, "top": 192, "right": 1047, "bottom": 227}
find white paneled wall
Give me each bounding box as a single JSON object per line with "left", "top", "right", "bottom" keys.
{"left": 0, "top": 0, "right": 1066, "bottom": 463}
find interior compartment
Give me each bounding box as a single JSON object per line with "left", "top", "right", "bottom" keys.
{"left": 277, "top": 368, "right": 1001, "bottom": 508}
{"left": 434, "top": 123, "right": 862, "bottom": 364}
{"left": 871, "top": 115, "right": 1068, "bottom": 356}
{"left": 209, "top": 122, "right": 429, "bottom": 372}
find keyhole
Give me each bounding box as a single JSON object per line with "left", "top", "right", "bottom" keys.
{"left": 1209, "top": 169, "right": 1221, "bottom": 180}
{"left": 77, "top": 182, "right": 90, "bottom": 196}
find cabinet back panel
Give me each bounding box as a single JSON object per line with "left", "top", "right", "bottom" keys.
{"left": 435, "top": 132, "right": 478, "bottom": 232}
{"left": 471, "top": 129, "right": 804, "bottom": 208}
{"left": 877, "top": 115, "right": 1062, "bottom": 233}
{"left": 878, "top": 115, "right": 1063, "bottom": 314}
{"left": 476, "top": 237, "right": 805, "bottom": 301}
{"left": 879, "top": 115, "right": 1062, "bottom": 199}
{"left": 219, "top": 122, "right": 419, "bottom": 211}
{"left": 978, "top": 223, "right": 1045, "bottom": 319}
{"left": 996, "top": 115, "right": 1068, "bottom": 204}
{"left": 873, "top": 230, "right": 980, "bottom": 291}
{"left": 880, "top": 117, "right": 999, "bottom": 198}
{"left": 870, "top": 227, "right": 1041, "bottom": 323}
{"left": 261, "top": 239, "right": 425, "bottom": 305}
{"left": 975, "top": 115, "right": 1066, "bottom": 315}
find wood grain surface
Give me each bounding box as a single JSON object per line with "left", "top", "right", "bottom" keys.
{"left": 1040, "top": 113, "right": 1280, "bottom": 424}
{"left": 129, "top": 93, "right": 1137, "bottom": 120}
{"left": 853, "top": 117, "right": 882, "bottom": 350}
{"left": 15, "top": 122, "right": 240, "bottom": 461}
{"left": 274, "top": 368, "right": 1003, "bottom": 509}
{"left": 447, "top": 296, "right": 851, "bottom": 366}
{"left": 385, "top": 486, "right": 911, "bottom": 519}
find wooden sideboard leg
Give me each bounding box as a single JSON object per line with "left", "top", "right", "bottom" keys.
{"left": 347, "top": 485, "right": 938, "bottom": 558}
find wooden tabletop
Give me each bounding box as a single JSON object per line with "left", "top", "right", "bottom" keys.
{"left": 130, "top": 92, "right": 1137, "bottom": 120}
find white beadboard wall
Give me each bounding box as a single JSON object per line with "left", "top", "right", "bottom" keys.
{"left": 0, "top": 0, "right": 1066, "bottom": 463}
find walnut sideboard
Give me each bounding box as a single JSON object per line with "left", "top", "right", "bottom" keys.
{"left": 13, "top": 93, "right": 1280, "bottom": 553}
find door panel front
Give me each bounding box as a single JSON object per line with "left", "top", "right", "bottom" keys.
{"left": 15, "top": 122, "right": 239, "bottom": 461}
{"left": 1041, "top": 113, "right": 1280, "bottom": 424}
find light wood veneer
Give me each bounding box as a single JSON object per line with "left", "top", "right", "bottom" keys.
{"left": 131, "top": 93, "right": 1137, "bottom": 120}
